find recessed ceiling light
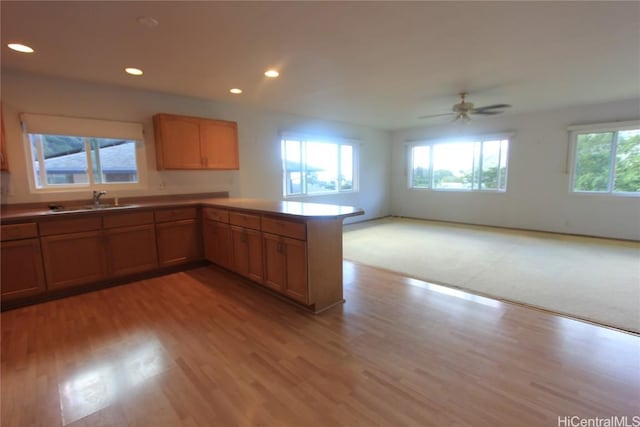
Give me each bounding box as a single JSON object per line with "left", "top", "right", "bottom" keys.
{"left": 136, "top": 16, "right": 159, "bottom": 28}
{"left": 8, "top": 43, "right": 34, "bottom": 53}
{"left": 125, "top": 67, "right": 143, "bottom": 76}
{"left": 229, "top": 88, "right": 243, "bottom": 94}
{"left": 264, "top": 69, "right": 279, "bottom": 78}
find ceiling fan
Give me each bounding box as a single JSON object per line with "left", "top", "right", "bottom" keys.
{"left": 419, "top": 92, "right": 511, "bottom": 122}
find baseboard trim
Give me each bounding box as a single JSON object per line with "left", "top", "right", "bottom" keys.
{"left": 381, "top": 215, "right": 639, "bottom": 244}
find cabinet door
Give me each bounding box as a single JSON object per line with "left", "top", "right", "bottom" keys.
{"left": 283, "top": 237, "right": 308, "bottom": 304}
{"left": 263, "top": 233, "right": 286, "bottom": 292}
{"left": 41, "top": 231, "right": 107, "bottom": 290}
{"left": 1, "top": 238, "right": 46, "bottom": 301}
{"left": 203, "top": 219, "right": 233, "bottom": 270}
{"left": 263, "top": 233, "right": 308, "bottom": 303}
{"left": 154, "top": 114, "right": 202, "bottom": 169}
{"left": 203, "top": 219, "right": 215, "bottom": 263}
{"left": 104, "top": 224, "right": 158, "bottom": 277}
{"left": 231, "top": 226, "right": 263, "bottom": 282}
{"left": 156, "top": 219, "right": 202, "bottom": 267}
{"left": 0, "top": 103, "right": 8, "bottom": 171}
{"left": 200, "top": 119, "right": 239, "bottom": 170}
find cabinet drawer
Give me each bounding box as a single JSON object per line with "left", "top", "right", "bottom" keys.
{"left": 229, "top": 212, "right": 261, "bottom": 231}
{"left": 1, "top": 223, "right": 38, "bottom": 241}
{"left": 103, "top": 211, "right": 154, "bottom": 229}
{"left": 262, "top": 216, "right": 306, "bottom": 240}
{"left": 155, "top": 207, "right": 197, "bottom": 223}
{"left": 203, "top": 207, "right": 229, "bottom": 223}
{"left": 39, "top": 216, "right": 102, "bottom": 236}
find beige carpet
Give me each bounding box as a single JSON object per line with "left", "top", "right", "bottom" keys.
{"left": 343, "top": 217, "right": 640, "bottom": 333}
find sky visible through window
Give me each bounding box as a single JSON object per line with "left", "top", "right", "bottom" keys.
{"left": 282, "top": 138, "right": 354, "bottom": 196}
{"left": 413, "top": 141, "right": 476, "bottom": 171}
{"left": 411, "top": 139, "right": 509, "bottom": 191}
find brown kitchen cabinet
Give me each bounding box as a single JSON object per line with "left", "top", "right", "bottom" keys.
{"left": 1, "top": 223, "right": 46, "bottom": 301}
{"left": 0, "top": 198, "right": 363, "bottom": 312}
{"left": 231, "top": 226, "right": 263, "bottom": 283}
{"left": 39, "top": 216, "right": 107, "bottom": 290}
{"left": 1, "top": 103, "right": 8, "bottom": 171}
{"left": 199, "top": 118, "right": 239, "bottom": 169}
{"left": 262, "top": 216, "right": 308, "bottom": 303}
{"left": 103, "top": 211, "right": 158, "bottom": 277}
{"left": 202, "top": 207, "right": 233, "bottom": 270}
{"left": 155, "top": 207, "right": 202, "bottom": 267}
{"left": 153, "top": 113, "right": 239, "bottom": 170}
{"left": 263, "top": 232, "right": 308, "bottom": 304}
{"left": 229, "top": 211, "right": 263, "bottom": 282}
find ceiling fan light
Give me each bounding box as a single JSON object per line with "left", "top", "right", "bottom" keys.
{"left": 421, "top": 93, "right": 511, "bottom": 122}
{"left": 454, "top": 112, "right": 471, "bottom": 123}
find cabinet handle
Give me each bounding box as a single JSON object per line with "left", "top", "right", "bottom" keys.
{"left": 277, "top": 241, "right": 284, "bottom": 253}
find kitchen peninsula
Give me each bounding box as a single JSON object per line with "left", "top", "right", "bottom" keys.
{"left": 1, "top": 194, "right": 364, "bottom": 313}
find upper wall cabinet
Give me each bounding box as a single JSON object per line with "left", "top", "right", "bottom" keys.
{"left": 153, "top": 113, "right": 239, "bottom": 170}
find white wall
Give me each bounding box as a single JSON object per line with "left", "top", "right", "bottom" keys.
{"left": 390, "top": 99, "right": 640, "bottom": 240}
{"left": 3, "top": 71, "right": 637, "bottom": 238}
{"left": 1, "top": 70, "right": 391, "bottom": 222}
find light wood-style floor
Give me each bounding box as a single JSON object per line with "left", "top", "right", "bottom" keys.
{"left": 2, "top": 262, "right": 639, "bottom": 426}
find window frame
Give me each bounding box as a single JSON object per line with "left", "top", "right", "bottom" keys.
{"left": 21, "top": 114, "right": 147, "bottom": 194}
{"left": 407, "top": 133, "right": 512, "bottom": 193}
{"left": 281, "top": 133, "right": 359, "bottom": 198}
{"left": 568, "top": 120, "right": 640, "bottom": 197}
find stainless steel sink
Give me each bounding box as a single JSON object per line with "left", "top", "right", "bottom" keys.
{"left": 91, "top": 203, "right": 132, "bottom": 210}
{"left": 48, "top": 203, "right": 132, "bottom": 213}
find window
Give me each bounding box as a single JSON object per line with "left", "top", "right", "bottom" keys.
{"left": 281, "top": 135, "right": 357, "bottom": 196}
{"left": 570, "top": 121, "right": 640, "bottom": 195}
{"left": 410, "top": 136, "right": 509, "bottom": 191}
{"left": 21, "top": 114, "right": 145, "bottom": 191}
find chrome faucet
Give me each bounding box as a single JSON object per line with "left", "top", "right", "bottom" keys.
{"left": 92, "top": 190, "right": 107, "bottom": 207}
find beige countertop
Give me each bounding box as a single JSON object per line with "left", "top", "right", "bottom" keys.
{"left": 0, "top": 194, "right": 364, "bottom": 222}
{"left": 203, "top": 198, "right": 364, "bottom": 218}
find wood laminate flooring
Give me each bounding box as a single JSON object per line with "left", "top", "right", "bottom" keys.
{"left": 2, "top": 262, "right": 639, "bottom": 426}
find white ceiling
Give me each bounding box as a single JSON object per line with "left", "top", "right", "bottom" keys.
{"left": 2, "top": 1, "right": 639, "bottom": 130}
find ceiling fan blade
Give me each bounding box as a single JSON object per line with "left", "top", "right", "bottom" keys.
{"left": 418, "top": 112, "right": 455, "bottom": 119}
{"left": 473, "top": 104, "right": 512, "bottom": 111}
{"left": 472, "top": 110, "right": 502, "bottom": 115}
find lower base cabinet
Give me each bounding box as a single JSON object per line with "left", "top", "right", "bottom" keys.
{"left": 104, "top": 224, "right": 158, "bottom": 276}
{"left": 155, "top": 207, "right": 202, "bottom": 267}
{"left": 156, "top": 219, "right": 201, "bottom": 267}
{"left": 203, "top": 219, "right": 233, "bottom": 270}
{"left": 1, "top": 202, "right": 357, "bottom": 312}
{"left": 231, "top": 226, "right": 263, "bottom": 282}
{"left": 41, "top": 231, "right": 107, "bottom": 290}
{"left": 1, "top": 238, "right": 46, "bottom": 301}
{"left": 263, "top": 233, "right": 308, "bottom": 304}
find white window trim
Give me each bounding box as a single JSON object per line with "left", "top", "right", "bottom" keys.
{"left": 280, "top": 132, "right": 359, "bottom": 198}
{"left": 567, "top": 120, "right": 640, "bottom": 133}
{"left": 568, "top": 120, "right": 640, "bottom": 197}
{"left": 407, "top": 132, "right": 513, "bottom": 193}
{"left": 20, "top": 113, "right": 148, "bottom": 194}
